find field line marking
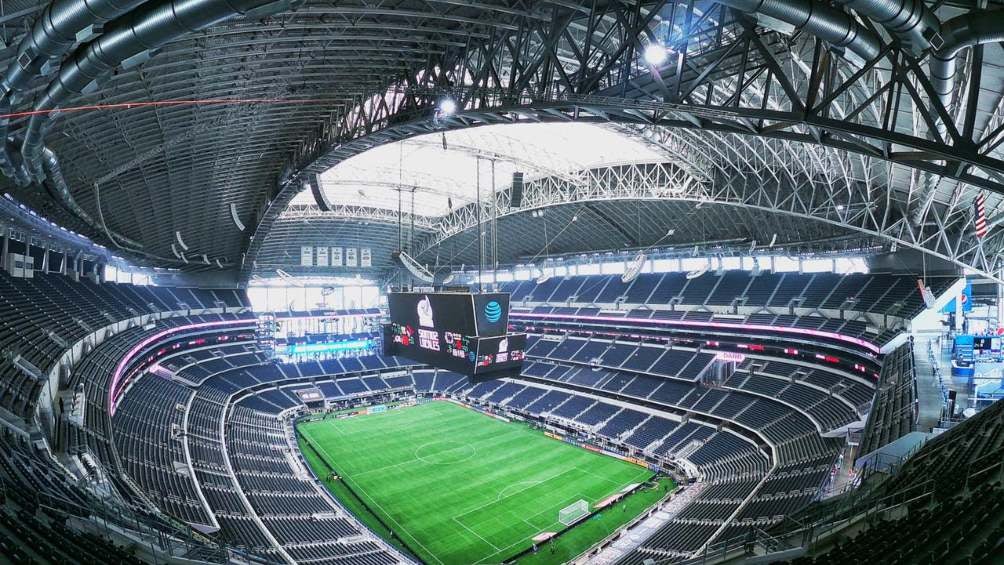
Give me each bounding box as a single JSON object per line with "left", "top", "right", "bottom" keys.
{"left": 475, "top": 466, "right": 652, "bottom": 565}
{"left": 468, "top": 474, "right": 597, "bottom": 565}
{"left": 452, "top": 516, "right": 501, "bottom": 551}
{"left": 574, "top": 464, "right": 629, "bottom": 487}
{"left": 351, "top": 456, "right": 420, "bottom": 478}
{"left": 341, "top": 475, "right": 445, "bottom": 565}
{"left": 475, "top": 489, "right": 596, "bottom": 565}
{"left": 472, "top": 524, "right": 540, "bottom": 565}
{"left": 453, "top": 466, "right": 580, "bottom": 521}
{"left": 478, "top": 513, "right": 546, "bottom": 565}
{"left": 301, "top": 425, "right": 434, "bottom": 557}
{"left": 495, "top": 480, "right": 540, "bottom": 501}
{"left": 412, "top": 440, "right": 477, "bottom": 465}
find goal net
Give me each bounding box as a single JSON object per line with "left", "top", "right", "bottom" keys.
{"left": 558, "top": 499, "right": 589, "bottom": 526}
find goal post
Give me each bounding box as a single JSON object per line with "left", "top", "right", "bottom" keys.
{"left": 558, "top": 499, "right": 589, "bottom": 526}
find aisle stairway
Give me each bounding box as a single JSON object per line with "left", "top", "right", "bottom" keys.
{"left": 913, "top": 338, "right": 943, "bottom": 433}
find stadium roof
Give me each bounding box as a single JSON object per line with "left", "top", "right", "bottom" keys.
{"left": 298, "top": 124, "right": 665, "bottom": 216}
{"left": 0, "top": 0, "right": 1002, "bottom": 282}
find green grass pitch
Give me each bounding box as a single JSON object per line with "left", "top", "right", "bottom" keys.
{"left": 297, "top": 400, "right": 671, "bottom": 565}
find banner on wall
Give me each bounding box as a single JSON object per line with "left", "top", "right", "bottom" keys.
{"left": 942, "top": 282, "right": 973, "bottom": 314}
{"left": 346, "top": 247, "right": 357, "bottom": 267}
{"left": 300, "top": 246, "right": 313, "bottom": 267}
{"left": 360, "top": 248, "right": 372, "bottom": 267}
{"left": 316, "top": 246, "right": 329, "bottom": 267}
{"left": 331, "top": 247, "right": 343, "bottom": 267}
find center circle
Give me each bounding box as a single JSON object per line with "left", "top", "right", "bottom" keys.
{"left": 414, "top": 440, "right": 476, "bottom": 465}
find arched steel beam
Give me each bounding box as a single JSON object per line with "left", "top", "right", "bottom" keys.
{"left": 237, "top": 0, "right": 1004, "bottom": 283}
{"left": 277, "top": 203, "right": 438, "bottom": 229}
{"left": 241, "top": 90, "right": 1004, "bottom": 279}
{"left": 418, "top": 161, "right": 1004, "bottom": 283}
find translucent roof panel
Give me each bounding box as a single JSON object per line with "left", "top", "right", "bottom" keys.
{"left": 291, "top": 123, "right": 665, "bottom": 216}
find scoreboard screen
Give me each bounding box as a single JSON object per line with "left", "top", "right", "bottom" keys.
{"left": 472, "top": 333, "right": 527, "bottom": 375}
{"left": 386, "top": 291, "right": 510, "bottom": 338}
{"left": 384, "top": 291, "right": 524, "bottom": 377}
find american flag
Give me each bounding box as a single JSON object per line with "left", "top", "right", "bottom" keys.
{"left": 975, "top": 193, "right": 989, "bottom": 239}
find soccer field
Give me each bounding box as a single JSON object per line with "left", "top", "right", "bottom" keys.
{"left": 297, "top": 401, "right": 663, "bottom": 565}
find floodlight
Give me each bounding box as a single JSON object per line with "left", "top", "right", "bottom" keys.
{"left": 644, "top": 43, "right": 668, "bottom": 66}
{"left": 438, "top": 98, "right": 457, "bottom": 117}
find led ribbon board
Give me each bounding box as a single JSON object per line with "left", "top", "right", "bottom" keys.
{"left": 283, "top": 339, "right": 374, "bottom": 355}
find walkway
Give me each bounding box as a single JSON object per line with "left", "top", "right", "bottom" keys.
{"left": 583, "top": 482, "right": 705, "bottom": 565}
{"left": 913, "top": 335, "right": 944, "bottom": 432}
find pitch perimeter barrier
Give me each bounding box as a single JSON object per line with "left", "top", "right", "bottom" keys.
{"left": 498, "top": 478, "right": 668, "bottom": 564}
{"left": 446, "top": 397, "right": 512, "bottom": 422}
{"left": 544, "top": 430, "right": 654, "bottom": 471}
{"left": 294, "top": 426, "right": 424, "bottom": 564}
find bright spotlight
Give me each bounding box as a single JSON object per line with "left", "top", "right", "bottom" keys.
{"left": 643, "top": 43, "right": 668, "bottom": 66}
{"left": 438, "top": 98, "right": 457, "bottom": 117}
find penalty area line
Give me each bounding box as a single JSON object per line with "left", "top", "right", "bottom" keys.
{"left": 452, "top": 516, "right": 501, "bottom": 552}
{"left": 341, "top": 475, "right": 446, "bottom": 565}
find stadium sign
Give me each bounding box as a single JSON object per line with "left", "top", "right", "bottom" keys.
{"left": 714, "top": 351, "right": 747, "bottom": 363}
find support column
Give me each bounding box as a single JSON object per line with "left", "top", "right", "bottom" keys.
{"left": 997, "top": 269, "right": 1004, "bottom": 331}
{"left": 956, "top": 288, "right": 964, "bottom": 332}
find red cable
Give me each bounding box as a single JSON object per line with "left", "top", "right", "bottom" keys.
{"left": 0, "top": 97, "right": 335, "bottom": 119}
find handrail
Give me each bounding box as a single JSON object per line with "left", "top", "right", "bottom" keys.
{"left": 669, "top": 479, "right": 938, "bottom": 565}
{"left": 667, "top": 405, "right": 1004, "bottom": 565}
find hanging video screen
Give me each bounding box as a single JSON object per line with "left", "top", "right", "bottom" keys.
{"left": 472, "top": 333, "right": 527, "bottom": 375}
{"left": 385, "top": 291, "right": 522, "bottom": 376}
{"left": 387, "top": 292, "right": 509, "bottom": 337}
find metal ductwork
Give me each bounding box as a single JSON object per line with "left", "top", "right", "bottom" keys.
{"left": 21, "top": 0, "right": 281, "bottom": 179}
{"left": 929, "top": 10, "right": 1004, "bottom": 108}
{"left": 16, "top": 0, "right": 284, "bottom": 252}
{"left": 836, "top": 0, "right": 940, "bottom": 56}
{"left": 0, "top": 100, "right": 18, "bottom": 179}
{"left": 0, "top": 0, "right": 151, "bottom": 179}
{"left": 910, "top": 10, "right": 1004, "bottom": 224}
{"left": 4, "top": 0, "right": 151, "bottom": 89}
{"left": 41, "top": 146, "right": 143, "bottom": 249}
{"left": 717, "top": 0, "right": 882, "bottom": 65}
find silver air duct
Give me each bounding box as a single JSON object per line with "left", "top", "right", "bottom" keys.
{"left": 833, "top": 3, "right": 1001, "bottom": 119}
{"left": 5, "top": 0, "right": 150, "bottom": 89}
{"left": 910, "top": 10, "right": 1004, "bottom": 223}
{"left": 17, "top": 0, "right": 282, "bottom": 251}
{"left": 21, "top": 0, "right": 281, "bottom": 179}
{"left": 0, "top": 106, "right": 19, "bottom": 178}
{"left": 836, "top": 0, "right": 940, "bottom": 56}
{"left": 929, "top": 11, "right": 1004, "bottom": 108}
{"left": 836, "top": 0, "right": 945, "bottom": 228}
{"left": 0, "top": 0, "right": 151, "bottom": 177}
{"left": 717, "top": 0, "right": 882, "bottom": 65}
{"left": 41, "top": 146, "right": 143, "bottom": 248}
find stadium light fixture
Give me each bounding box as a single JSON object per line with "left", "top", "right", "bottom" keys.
{"left": 437, "top": 97, "right": 457, "bottom": 117}
{"left": 643, "top": 43, "right": 668, "bottom": 66}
